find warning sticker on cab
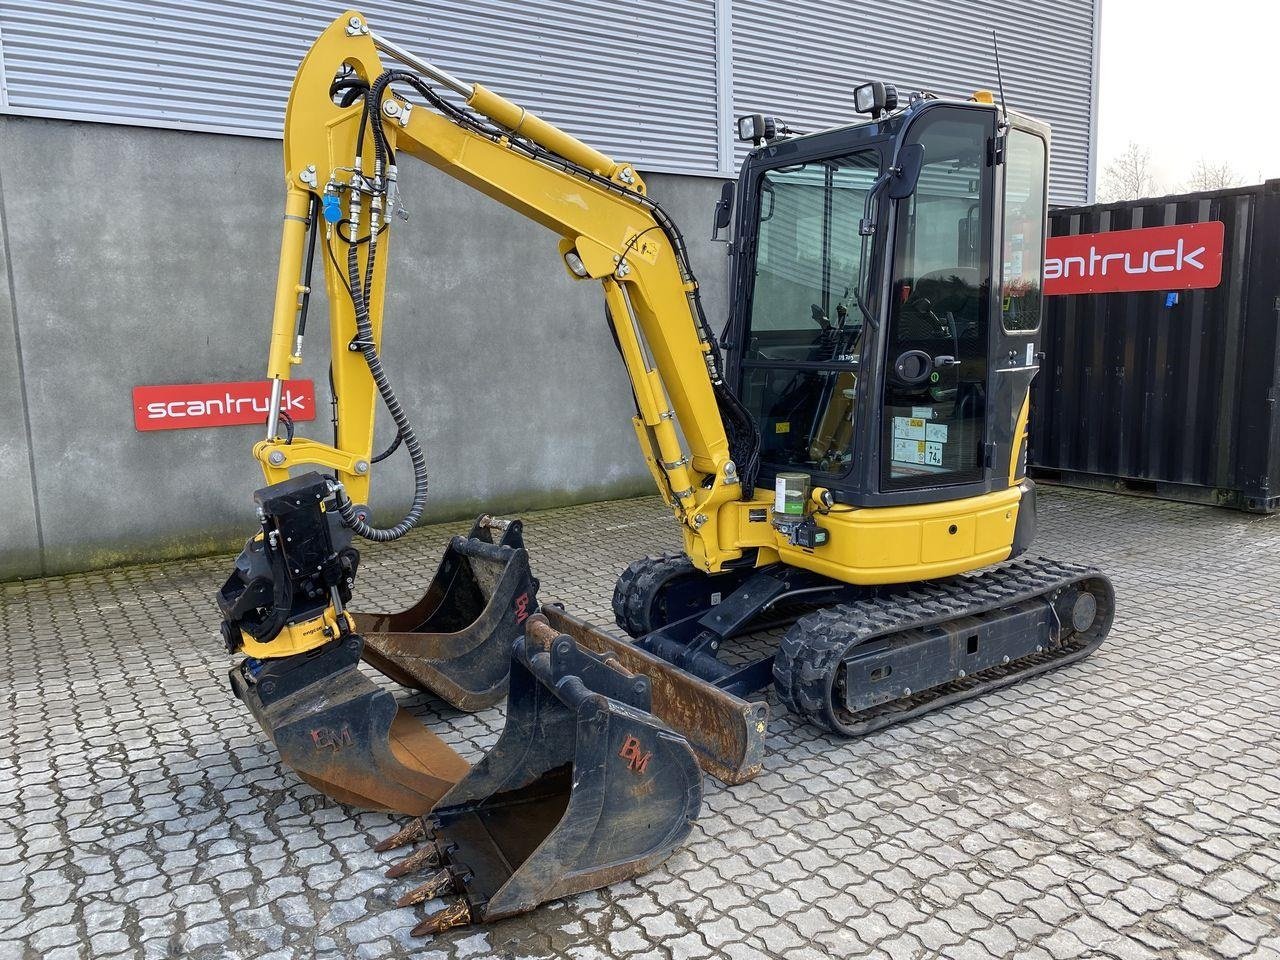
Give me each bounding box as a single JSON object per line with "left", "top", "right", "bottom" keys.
{"left": 893, "top": 417, "right": 927, "bottom": 441}
{"left": 894, "top": 438, "right": 946, "bottom": 466}
{"left": 893, "top": 438, "right": 924, "bottom": 464}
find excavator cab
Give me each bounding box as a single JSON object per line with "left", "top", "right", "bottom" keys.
{"left": 724, "top": 96, "right": 1050, "bottom": 533}
{"left": 613, "top": 92, "right": 1110, "bottom": 737}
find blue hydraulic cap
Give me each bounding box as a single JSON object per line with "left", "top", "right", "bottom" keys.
{"left": 322, "top": 192, "right": 343, "bottom": 223}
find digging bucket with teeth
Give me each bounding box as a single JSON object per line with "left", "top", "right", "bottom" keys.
{"left": 378, "top": 613, "right": 704, "bottom": 933}
{"left": 352, "top": 516, "right": 539, "bottom": 712}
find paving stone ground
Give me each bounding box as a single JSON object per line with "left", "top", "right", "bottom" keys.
{"left": 2, "top": 486, "right": 1278, "bottom": 960}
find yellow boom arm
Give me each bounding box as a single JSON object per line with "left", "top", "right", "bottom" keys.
{"left": 259, "top": 10, "right": 746, "bottom": 570}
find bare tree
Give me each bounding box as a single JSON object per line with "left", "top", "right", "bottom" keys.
{"left": 1098, "top": 141, "right": 1159, "bottom": 202}
{"left": 1185, "top": 157, "right": 1242, "bottom": 192}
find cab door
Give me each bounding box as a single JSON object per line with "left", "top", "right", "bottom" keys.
{"left": 879, "top": 106, "right": 998, "bottom": 492}
{"left": 735, "top": 148, "right": 883, "bottom": 479}
{"left": 993, "top": 124, "right": 1050, "bottom": 486}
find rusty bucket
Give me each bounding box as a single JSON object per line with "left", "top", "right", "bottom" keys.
{"left": 353, "top": 517, "right": 539, "bottom": 712}
{"left": 229, "top": 634, "right": 470, "bottom": 814}
{"left": 377, "top": 613, "right": 703, "bottom": 935}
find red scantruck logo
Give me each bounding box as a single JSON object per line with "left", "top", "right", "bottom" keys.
{"left": 132, "top": 380, "right": 316, "bottom": 432}
{"left": 1044, "top": 221, "right": 1224, "bottom": 296}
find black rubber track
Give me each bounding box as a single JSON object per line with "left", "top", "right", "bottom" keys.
{"left": 611, "top": 553, "right": 696, "bottom": 638}
{"left": 772, "top": 556, "right": 1115, "bottom": 736}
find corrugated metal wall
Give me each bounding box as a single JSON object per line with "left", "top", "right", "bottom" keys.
{"left": 731, "top": 0, "right": 1097, "bottom": 204}
{"left": 0, "top": 0, "right": 1096, "bottom": 197}
{"left": 0, "top": 0, "right": 721, "bottom": 174}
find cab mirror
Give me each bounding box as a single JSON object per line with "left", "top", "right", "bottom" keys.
{"left": 710, "top": 181, "right": 735, "bottom": 241}
{"left": 888, "top": 143, "right": 924, "bottom": 199}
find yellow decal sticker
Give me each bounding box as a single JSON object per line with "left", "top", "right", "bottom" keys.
{"left": 775, "top": 422, "right": 790, "bottom": 434}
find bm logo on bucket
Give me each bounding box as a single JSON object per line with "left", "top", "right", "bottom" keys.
{"left": 1043, "top": 221, "right": 1224, "bottom": 296}
{"left": 133, "top": 380, "right": 316, "bottom": 431}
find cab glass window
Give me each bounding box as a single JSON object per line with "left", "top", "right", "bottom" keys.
{"left": 739, "top": 148, "right": 880, "bottom": 479}
{"left": 744, "top": 151, "right": 880, "bottom": 362}
{"left": 1001, "top": 130, "right": 1048, "bottom": 332}
{"left": 881, "top": 109, "right": 993, "bottom": 491}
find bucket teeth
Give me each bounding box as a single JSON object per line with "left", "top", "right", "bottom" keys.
{"left": 385, "top": 843, "right": 441, "bottom": 879}
{"left": 410, "top": 900, "right": 472, "bottom": 937}
{"left": 374, "top": 817, "right": 430, "bottom": 853}
{"left": 395, "top": 869, "right": 456, "bottom": 908}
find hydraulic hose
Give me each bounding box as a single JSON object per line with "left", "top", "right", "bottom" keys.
{"left": 334, "top": 106, "right": 428, "bottom": 543}
{"left": 371, "top": 429, "right": 403, "bottom": 463}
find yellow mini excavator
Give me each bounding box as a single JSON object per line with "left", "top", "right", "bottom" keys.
{"left": 216, "top": 12, "right": 1114, "bottom": 934}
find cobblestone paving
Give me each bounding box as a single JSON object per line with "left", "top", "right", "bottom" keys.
{"left": 2, "top": 487, "right": 1279, "bottom": 960}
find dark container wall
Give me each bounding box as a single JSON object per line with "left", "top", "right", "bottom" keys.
{"left": 1030, "top": 180, "right": 1280, "bottom": 512}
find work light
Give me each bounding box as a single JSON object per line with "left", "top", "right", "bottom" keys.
{"left": 854, "top": 81, "right": 898, "bottom": 119}
{"left": 563, "top": 249, "right": 589, "bottom": 278}
{"left": 736, "top": 114, "right": 792, "bottom": 146}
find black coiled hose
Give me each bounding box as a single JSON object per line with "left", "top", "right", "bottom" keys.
{"left": 336, "top": 237, "right": 428, "bottom": 540}
{"left": 334, "top": 110, "right": 428, "bottom": 542}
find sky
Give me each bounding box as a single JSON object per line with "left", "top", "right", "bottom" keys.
{"left": 1097, "top": 0, "right": 1280, "bottom": 192}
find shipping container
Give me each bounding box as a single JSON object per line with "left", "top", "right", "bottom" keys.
{"left": 1030, "top": 180, "right": 1280, "bottom": 512}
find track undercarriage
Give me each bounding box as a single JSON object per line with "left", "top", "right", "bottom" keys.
{"left": 613, "top": 553, "right": 1114, "bottom": 735}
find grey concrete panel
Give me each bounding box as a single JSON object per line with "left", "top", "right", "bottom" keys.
{"left": 0, "top": 152, "right": 41, "bottom": 579}
{"left": 0, "top": 117, "right": 728, "bottom": 575}
{"left": 2, "top": 118, "right": 289, "bottom": 575}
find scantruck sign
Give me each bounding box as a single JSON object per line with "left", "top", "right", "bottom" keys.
{"left": 1043, "top": 221, "right": 1224, "bottom": 296}
{"left": 133, "top": 380, "right": 316, "bottom": 431}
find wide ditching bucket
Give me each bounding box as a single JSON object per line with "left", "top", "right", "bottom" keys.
{"left": 230, "top": 634, "right": 470, "bottom": 814}
{"left": 377, "top": 613, "right": 703, "bottom": 935}
{"left": 353, "top": 516, "right": 539, "bottom": 712}
{"left": 538, "top": 605, "right": 768, "bottom": 785}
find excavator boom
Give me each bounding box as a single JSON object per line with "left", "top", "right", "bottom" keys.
{"left": 259, "top": 11, "right": 754, "bottom": 573}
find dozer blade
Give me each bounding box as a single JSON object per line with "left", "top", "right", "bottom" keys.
{"left": 352, "top": 516, "right": 539, "bottom": 712}
{"left": 230, "top": 634, "right": 469, "bottom": 814}
{"left": 540, "top": 605, "right": 768, "bottom": 784}
{"left": 377, "top": 613, "right": 703, "bottom": 933}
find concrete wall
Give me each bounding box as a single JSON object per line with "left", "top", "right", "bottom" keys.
{"left": 0, "top": 116, "right": 730, "bottom": 579}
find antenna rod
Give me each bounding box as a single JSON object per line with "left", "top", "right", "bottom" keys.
{"left": 991, "top": 30, "right": 1009, "bottom": 118}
